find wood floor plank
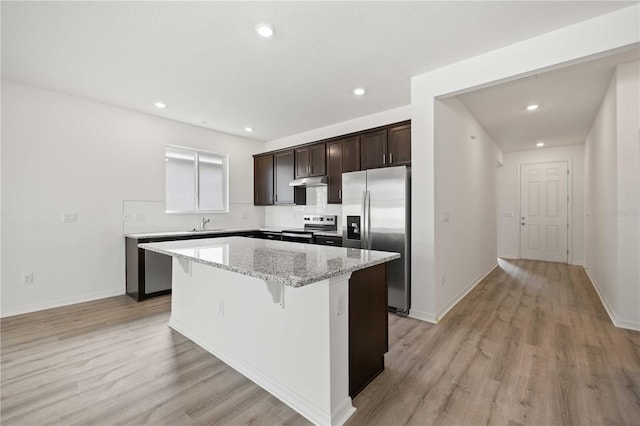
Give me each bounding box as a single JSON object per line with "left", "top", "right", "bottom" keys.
{"left": 2, "top": 259, "right": 639, "bottom": 425}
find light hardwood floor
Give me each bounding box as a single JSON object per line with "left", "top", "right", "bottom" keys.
{"left": 2, "top": 259, "right": 639, "bottom": 425}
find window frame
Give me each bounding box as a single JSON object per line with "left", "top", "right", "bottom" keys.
{"left": 165, "top": 144, "right": 229, "bottom": 214}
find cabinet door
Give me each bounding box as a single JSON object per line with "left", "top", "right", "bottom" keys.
{"left": 295, "top": 147, "right": 310, "bottom": 178}
{"left": 309, "top": 143, "right": 326, "bottom": 177}
{"left": 254, "top": 155, "right": 274, "bottom": 205}
{"left": 388, "top": 124, "right": 411, "bottom": 166}
{"left": 342, "top": 136, "right": 360, "bottom": 173}
{"left": 327, "top": 141, "right": 342, "bottom": 204}
{"left": 360, "top": 129, "right": 387, "bottom": 170}
{"left": 274, "top": 150, "right": 294, "bottom": 204}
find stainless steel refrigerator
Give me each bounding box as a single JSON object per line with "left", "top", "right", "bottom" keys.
{"left": 342, "top": 165, "right": 411, "bottom": 315}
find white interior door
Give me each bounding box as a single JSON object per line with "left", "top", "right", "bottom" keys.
{"left": 520, "top": 162, "right": 568, "bottom": 262}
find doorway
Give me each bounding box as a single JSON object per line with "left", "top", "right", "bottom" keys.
{"left": 520, "top": 161, "right": 569, "bottom": 263}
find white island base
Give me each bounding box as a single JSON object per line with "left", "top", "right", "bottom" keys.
{"left": 168, "top": 257, "right": 355, "bottom": 426}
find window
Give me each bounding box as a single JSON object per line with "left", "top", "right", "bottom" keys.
{"left": 165, "top": 145, "right": 229, "bottom": 213}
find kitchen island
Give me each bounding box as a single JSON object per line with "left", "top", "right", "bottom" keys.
{"left": 139, "top": 236, "right": 399, "bottom": 426}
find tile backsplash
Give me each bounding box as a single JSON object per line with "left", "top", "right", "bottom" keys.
{"left": 122, "top": 200, "right": 264, "bottom": 234}
{"left": 264, "top": 186, "right": 343, "bottom": 230}
{"left": 123, "top": 187, "right": 342, "bottom": 234}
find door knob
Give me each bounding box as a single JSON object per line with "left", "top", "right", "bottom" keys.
{"left": 521, "top": 222, "right": 526, "bottom": 226}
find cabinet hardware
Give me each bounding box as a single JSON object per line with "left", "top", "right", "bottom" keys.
{"left": 274, "top": 194, "right": 277, "bottom": 202}
{"left": 339, "top": 189, "right": 341, "bottom": 199}
{"left": 390, "top": 153, "right": 393, "bottom": 163}
{"left": 383, "top": 154, "right": 386, "bottom": 164}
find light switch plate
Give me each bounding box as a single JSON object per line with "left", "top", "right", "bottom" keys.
{"left": 441, "top": 211, "right": 450, "bottom": 223}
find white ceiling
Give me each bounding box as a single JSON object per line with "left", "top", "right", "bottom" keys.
{"left": 1, "top": 1, "right": 636, "bottom": 142}
{"left": 457, "top": 47, "right": 640, "bottom": 153}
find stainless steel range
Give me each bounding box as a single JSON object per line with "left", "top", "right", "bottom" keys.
{"left": 281, "top": 215, "right": 337, "bottom": 243}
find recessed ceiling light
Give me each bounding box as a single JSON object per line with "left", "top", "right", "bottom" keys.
{"left": 527, "top": 104, "right": 539, "bottom": 111}
{"left": 245, "top": 127, "right": 254, "bottom": 132}
{"left": 154, "top": 102, "right": 166, "bottom": 108}
{"left": 536, "top": 142, "right": 545, "bottom": 147}
{"left": 353, "top": 87, "right": 366, "bottom": 96}
{"left": 255, "top": 24, "right": 274, "bottom": 38}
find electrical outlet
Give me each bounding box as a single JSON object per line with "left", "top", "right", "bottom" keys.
{"left": 441, "top": 211, "right": 450, "bottom": 223}
{"left": 22, "top": 273, "right": 34, "bottom": 285}
{"left": 63, "top": 212, "right": 78, "bottom": 223}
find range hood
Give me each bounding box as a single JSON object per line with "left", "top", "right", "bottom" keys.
{"left": 289, "top": 176, "right": 328, "bottom": 187}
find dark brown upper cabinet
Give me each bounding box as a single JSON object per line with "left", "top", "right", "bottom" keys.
{"left": 274, "top": 150, "right": 294, "bottom": 204}
{"left": 295, "top": 142, "right": 326, "bottom": 178}
{"left": 327, "top": 136, "right": 360, "bottom": 204}
{"left": 387, "top": 124, "right": 411, "bottom": 166}
{"left": 342, "top": 135, "right": 361, "bottom": 173}
{"left": 360, "top": 123, "right": 411, "bottom": 169}
{"left": 327, "top": 140, "right": 343, "bottom": 204}
{"left": 254, "top": 154, "right": 274, "bottom": 205}
{"left": 254, "top": 121, "right": 409, "bottom": 206}
{"left": 360, "top": 129, "right": 388, "bottom": 170}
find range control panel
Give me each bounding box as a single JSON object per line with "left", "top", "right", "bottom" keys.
{"left": 303, "top": 215, "right": 337, "bottom": 230}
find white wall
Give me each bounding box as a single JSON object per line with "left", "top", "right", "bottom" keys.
{"left": 497, "top": 144, "right": 585, "bottom": 264}
{"left": 614, "top": 61, "right": 640, "bottom": 329}
{"left": 584, "top": 60, "right": 640, "bottom": 330}
{"left": 434, "top": 97, "right": 500, "bottom": 321}
{"left": 1, "top": 80, "right": 265, "bottom": 317}
{"left": 410, "top": 4, "right": 638, "bottom": 323}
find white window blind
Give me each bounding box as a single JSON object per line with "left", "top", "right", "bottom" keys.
{"left": 165, "top": 146, "right": 229, "bottom": 213}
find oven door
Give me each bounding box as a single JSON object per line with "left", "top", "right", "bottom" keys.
{"left": 281, "top": 231, "right": 315, "bottom": 244}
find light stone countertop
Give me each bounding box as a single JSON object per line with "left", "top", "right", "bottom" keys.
{"left": 125, "top": 227, "right": 342, "bottom": 239}
{"left": 125, "top": 227, "right": 283, "bottom": 239}
{"left": 139, "top": 236, "right": 399, "bottom": 287}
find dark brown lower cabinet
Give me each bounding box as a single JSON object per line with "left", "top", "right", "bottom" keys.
{"left": 349, "top": 263, "right": 388, "bottom": 397}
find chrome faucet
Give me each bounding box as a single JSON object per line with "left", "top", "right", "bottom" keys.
{"left": 200, "top": 218, "right": 210, "bottom": 230}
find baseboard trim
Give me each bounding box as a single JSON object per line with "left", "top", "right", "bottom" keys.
{"left": 408, "top": 308, "right": 437, "bottom": 324}
{"left": 584, "top": 266, "right": 640, "bottom": 331}
{"left": 169, "top": 317, "right": 353, "bottom": 426}
{"left": 436, "top": 263, "right": 499, "bottom": 323}
{"left": 0, "top": 289, "right": 125, "bottom": 318}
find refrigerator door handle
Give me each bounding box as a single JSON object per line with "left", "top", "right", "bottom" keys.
{"left": 361, "top": 191, "right": 367, "bottom": 248}
{"left": 366, "top": 190, "right": 371, "bottom": 249}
